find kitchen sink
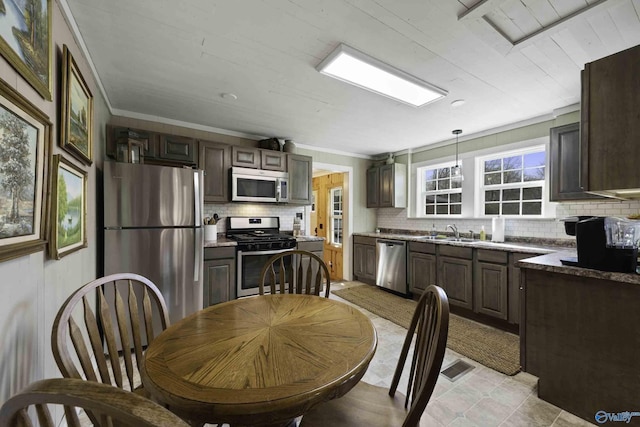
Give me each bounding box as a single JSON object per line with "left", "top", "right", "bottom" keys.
{"left": 446, "top": 237, "right": 475, "bottom": 242}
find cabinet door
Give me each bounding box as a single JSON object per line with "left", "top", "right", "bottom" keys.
{"left": 353, "top": 243, "right": 365, "bottom": 277}
{"left": 438, "top": 256, "right": 473, "bottom": 310}
{"left": 409, "top": 252, "right": 436, "bottom": 295}
{"left": 474, "top": 261, "right": 508, "bottom": 320}
{"left": 159, "top": 134, "right": 197, "bottom": 164}
{"left": 261, "top": 150, "right": 287, "bottom": 171}
{"left": 199, "top": 140, "right": 230, "bottom": 203}
{"left": 379, "top": 164, "right": 394, "bottom": 207}
{"left": 366, "top": 168, "right": 380, "bottom": 208}
{"left": 550, "top": 123, "right": 601, "bottom": 201}
{"left": 232, "top": 146, "right": 260, "bottom": 169}
{"left": 508, "top": 252, "right": 533, "bottom": 325}
{"left": 581, "top": 45, "right": 640, "bottom": 192}
{"left": 288, "top": 154, "right": 313, "bottom": 204}
{"left": 364, "top": 244, "right": 377, "bottom": 280}
{"left": 203, "top": 258, "right": 236, "bottom": 307}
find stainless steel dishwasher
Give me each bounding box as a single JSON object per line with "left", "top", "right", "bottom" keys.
{"left": 376, "top": 239, "right": 407, "bottom": 295}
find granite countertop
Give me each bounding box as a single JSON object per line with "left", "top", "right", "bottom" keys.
{"left": 516, "top": 251, "right": 640, "bottom": 284}
{"left": 354, "top": 232, "right": 564, "bottom": 255}
{"left": 204, "top": 235, "right": 324, "bottom": 248}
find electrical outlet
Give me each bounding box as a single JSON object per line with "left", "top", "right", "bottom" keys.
{"left": 296, "top": 212, "right": 303, "bottom": 219}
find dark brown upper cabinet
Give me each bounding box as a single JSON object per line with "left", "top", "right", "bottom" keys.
{"left": 581, "top": 44, "right": 640, "bottom": 198}
{"left": 549, "top": 122, "right": 602, "bottom": 201}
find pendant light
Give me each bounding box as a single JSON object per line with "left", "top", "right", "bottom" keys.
{"left": 451, "top": 129, "right": 463, "bottom": 182}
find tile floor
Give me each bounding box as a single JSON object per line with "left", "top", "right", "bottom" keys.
{"left": 330, "top": 281, "right": 596, "bottom": 427}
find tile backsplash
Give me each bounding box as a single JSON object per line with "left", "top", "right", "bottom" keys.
{"left": 203, "top": 204, "right": 305, "bottom": 234}
{"left": 377, "top": 199, "right": 640, "bottom": 241}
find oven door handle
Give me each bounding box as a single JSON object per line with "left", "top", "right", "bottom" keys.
{"left": 238, "top": 248, "right": 294, "bottom": 257}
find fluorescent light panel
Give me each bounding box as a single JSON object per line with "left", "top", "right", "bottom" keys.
{"left": 317, "top": 44, "right": 447, "bottom": 107}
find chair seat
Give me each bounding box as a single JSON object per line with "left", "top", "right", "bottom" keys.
{"left": 301, "top": 381, "right": 415, "bottom": 426}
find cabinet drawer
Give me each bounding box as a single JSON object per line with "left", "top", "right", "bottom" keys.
{"left": 261, "top": 150, "right": 287, "bottom": 171}
{"left": 438, "top": 245, "right": 472, "bottom": 259}
{"left": 232, "top": 146, "right": 260, "bottom": 168}
{"left": 477, "top": 249, "right": 508, "bottom": 264}
{"left": 204, "top": 246, "right": 236, "bottom": 260}
{"left": 298, "top": 240, "right": 324, "bottom": 252}
{"left": 409, "top": 241, "right": 436, "bottom": 254}
{"left": 354, "top": 236, "right": 377, "bottom": 246}
{"left": 160, "top": 134, "right": 197, "bottom": 163}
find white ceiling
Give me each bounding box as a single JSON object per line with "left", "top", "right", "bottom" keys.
{"left": 64, "top": 0, "right": 640, "bottom": 156}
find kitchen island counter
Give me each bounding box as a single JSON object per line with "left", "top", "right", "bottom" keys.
{"left": 517, "top": 251, "right": 640, "bottom": 284}
{"left": 520, "top": 252, "right": 640, "bottom": 425}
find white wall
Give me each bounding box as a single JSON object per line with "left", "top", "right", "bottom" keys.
{"left": 0, "top": 2, "right": 110, "bottom": 404}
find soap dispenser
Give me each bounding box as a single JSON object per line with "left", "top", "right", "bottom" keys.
{"left": 480, "top": 226, "right": 486, "bottom": 241}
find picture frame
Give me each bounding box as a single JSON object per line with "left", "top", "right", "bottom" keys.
{"left": 60, "top": 45, "right": 93, "bottom": 165}
{"left": 49, "top": 154, "right": 87, "bottom": 259}
{"left": 0, "top": 0, "right": 52, "bottom": 100}
{"left": 0, "top": 78, "right": 51, "bottom": 262}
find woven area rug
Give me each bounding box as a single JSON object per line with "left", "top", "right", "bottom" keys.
{"left": 332, "top": 283, "right": 521, "bottom": 376}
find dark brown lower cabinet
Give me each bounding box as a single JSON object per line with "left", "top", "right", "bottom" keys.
{"left": 474, "top": 261, "right": 508, "bottom": 320}
{"left": 438, "top": 256, "right": 473, "bottom": 310}
{"left": 474, "top": 249, "right": 508, "bottom": 320}
{"left": 353, "top": 236, "right": 376, "bottom": 284}
{"left": 408, "top": 241, "right": 436, "bottom": 295}
{"left": 203, "top": 247, "right": 236, "bottom": 306}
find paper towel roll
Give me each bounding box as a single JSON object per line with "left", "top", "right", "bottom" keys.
{"left": 491, "top": 217, "right": 505, "bottom": 242}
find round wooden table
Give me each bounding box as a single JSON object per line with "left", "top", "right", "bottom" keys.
{"left": 141, "top": 294, "right": 377, "bottom": 427}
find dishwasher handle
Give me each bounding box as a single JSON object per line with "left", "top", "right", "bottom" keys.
{"left": 377, "top": 239, "right": 406, "bottom": 247}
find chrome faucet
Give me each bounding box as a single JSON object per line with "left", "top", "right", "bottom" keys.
{"left": 469, "top": 229, "right": 475, "bottom": 240}
{"left": 446, "top": 224, "right": 459, "bottom": 239}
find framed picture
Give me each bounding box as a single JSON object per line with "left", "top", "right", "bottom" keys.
{"left": 0, "top": 0, "right": 52, "bottom": 100}
{"left": 60, "top": 45, "right": 93, "bottom": 165}
{"left": 49, "top": 154, "right": 87, "bottom": 259}
{"left": 0, "top": 78, "right": 51, "bottom": 262}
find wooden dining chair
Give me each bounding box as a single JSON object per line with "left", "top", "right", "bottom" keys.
{"left": 259, "top": 250, "right": 331, "bottom": 297}
{"left": 300, "top": 285, "right": 450, "bottom": 427}
{"left": 0, "top": 377, "right": 190, "bottom": 427}
{"left": 51, "top": 273, "right": 170, "bottom": 399}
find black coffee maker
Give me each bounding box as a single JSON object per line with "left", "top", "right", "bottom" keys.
{"left": 561, "top": 216, "right": 638, "bottom": 273}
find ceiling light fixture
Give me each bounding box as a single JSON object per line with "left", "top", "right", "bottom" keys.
{"left": 316, "top": 44, "right": 447, "bottom": 107}
{"left": 451, "top": 129, "right": 463, "bottom": 182}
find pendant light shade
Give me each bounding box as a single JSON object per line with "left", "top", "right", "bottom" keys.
{"left": 451, "top": 129, "right": 463, "bottom": 182}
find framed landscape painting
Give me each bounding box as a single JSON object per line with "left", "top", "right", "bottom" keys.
{"left": 0, "top": 0, "right": 52, "bottom": 100}
{"left": 49, "top": 154, "right": 87, "bottom": 259}
{"left": 60, "top": 45, "right": 93, "bottom": 165}
{"left": 0, "top": 78, "right": 51, "bottom": 262}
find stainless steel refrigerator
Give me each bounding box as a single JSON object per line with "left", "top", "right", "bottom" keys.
{"left": 103, "top": 161, "right": 204, "bottom": 325}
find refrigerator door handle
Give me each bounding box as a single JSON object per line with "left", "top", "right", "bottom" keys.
{"left": 194, "top": 227, "right": 203, "bottom": 281}
{"left": 194, "top": 170, "right": 203, "bottom": 226}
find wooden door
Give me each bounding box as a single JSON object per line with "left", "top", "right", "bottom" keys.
{"left": 366, "top": 167, "right": 379, "bottom": 208}
{"left": 474, "top": 262, "right": 508, "bottom": 320}
{"left": 288, "top": 154, "right": 313, "bottom": 204}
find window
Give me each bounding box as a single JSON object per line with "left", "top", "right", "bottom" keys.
{"left": 479, "top": 148, "right": 546, "bottom": 216}
{"left": 329, "top": 187, "right": 343, "bottom": 245}
{"left": 417, "top": 162, "right": 462, "bottom": 216}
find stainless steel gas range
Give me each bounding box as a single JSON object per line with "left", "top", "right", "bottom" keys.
{"left": 226, "top": 217, "right": 297, "bottom": 297}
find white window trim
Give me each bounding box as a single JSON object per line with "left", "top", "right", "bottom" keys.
{"left": 474, "top": 144, "right": 555, "bottom": 218}
{"left": 329, "top": 187, "right": 343, "bottom": 246}
{"left": 415, "top": 160, "right": 463, "bottom": 218}
{"left": 408, "top": 136, "right": 557, "bottom": 220}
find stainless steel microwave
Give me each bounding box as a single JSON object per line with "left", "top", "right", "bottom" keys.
{"left": 231, "top": 167, "right": 289, "bottom": 203}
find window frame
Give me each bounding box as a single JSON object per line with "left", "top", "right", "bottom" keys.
{"left": 475, "top": 145, "right": 550, "bottom": 218}
{"left": 415, "top": 160, "right": 463, "bottom": 218}
{"left": 328, "top": 186, "right": 343, "bottom": 246}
